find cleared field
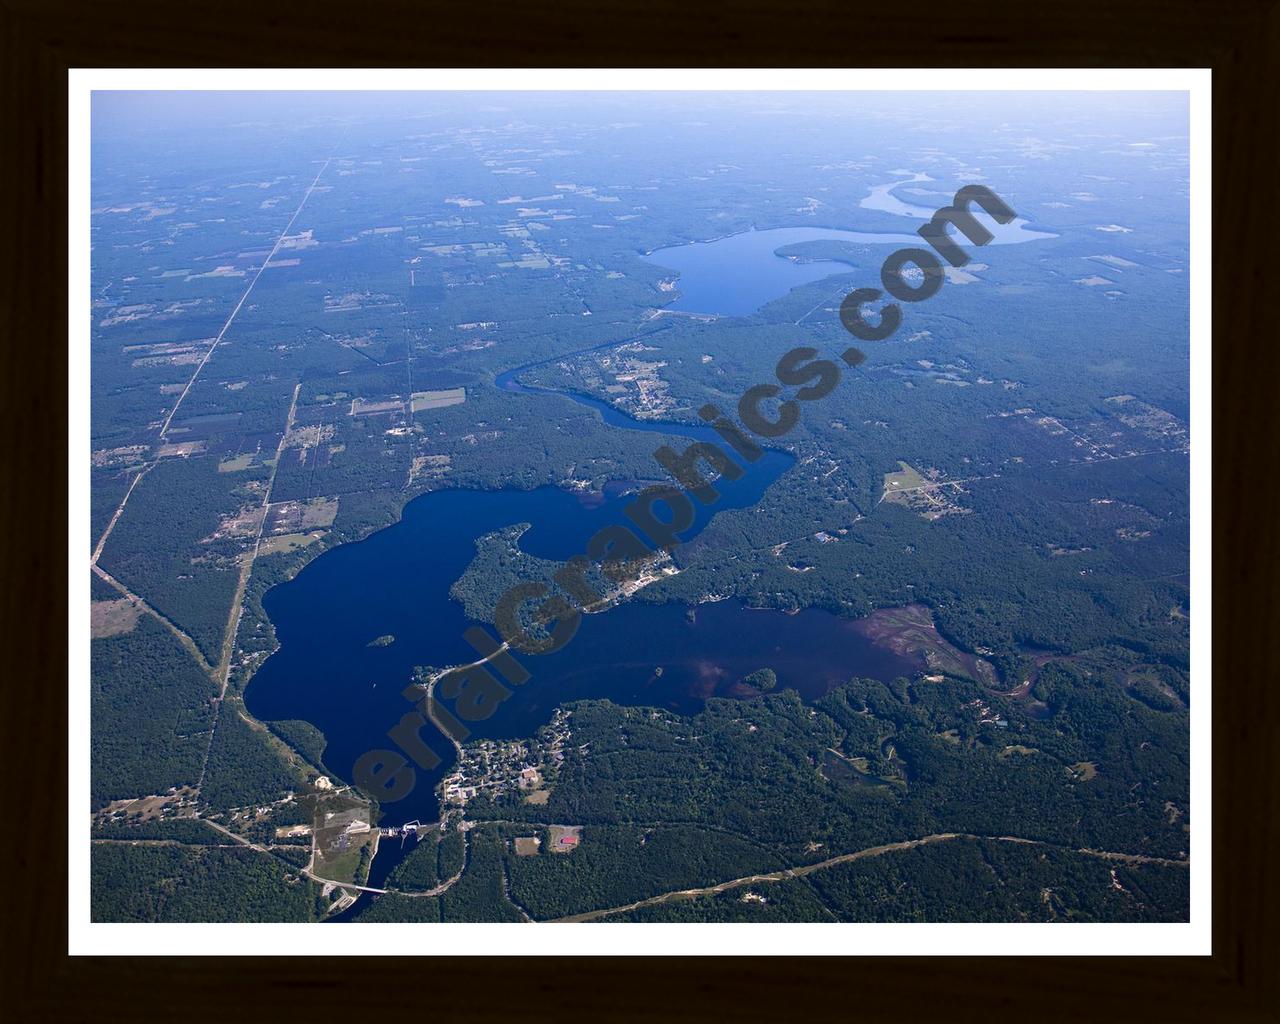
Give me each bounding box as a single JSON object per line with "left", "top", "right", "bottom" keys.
{"left": 881, "top": 460, "right": 970, "bottom": 520}
{"left": 411, "top": 387, "right": 466, "bottom": 412}
{"left": 498, "top": 255, "right": 551, "bottom": 270}
{"left": 266, "top": 496, "right": 339, "bottom": 534}
{"left": 317, "top": 832, "right": 376, "bottom": 884}
{"left": 156, "top": 440, "right": 206, "bottom": 459}
{"left": 96, "top": 787, "right": 196, "bottom": 823}
{"left": 217, "top": 453, "right": 256, "bottom": 473}
{"left": 409, "top": 454, "right": 451, "bottom": 483}
{"left": 1068, "top": 761, "right": 1099, "bottom": 781}
{"left": 313, "top": 795, "right": 376, "bottom": 884}
{"left": 259, "top": 532, "right": 321, "bottom": 557}
{"left": 350, "top": 397, "right": 405, "bottom": 416}
{"left": 284, "top": 424, "right": 335, "bottom": 448}
{"left": 881, "top": 460, "right": 929, "bottom": 497}
{"left": 1121, "top": 666, "right": 1184, "bottom": 709}
{"left": 302, "top": 497, "right": 339, "bottom": 528}
{"left": 91, "top": 598, "right": 141, "bottom": 638}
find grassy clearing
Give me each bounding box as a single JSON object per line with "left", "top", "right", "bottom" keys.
{"left": 410, "top": 454, "right": 451, "bottom": 482}
{"left": 1068, "top": 761, "right": 1099, "bottom": 781}
{"left": 881, "top": 460, "right": 970, "bottom": 520}
{"left": 91, "top": 598, "right": 141, "bottom": 638}
{"left": 350, "top": 397, "right": 404, "bottom": 416}
{"left": 312, "top": 794, "right": 376, "bottom": 884}
{"left": 411, "top": 387, "right": 466, "bottom": 412}
{"left": 301, "top": 497, "right": 339, "bottom": 529}
{"left": 217, "top": 453, "right": 255, "bottom": 473}
{"left": 882, "top": 460, "right": 929, "bottom": 498}
{"left": 156, "top": 440, "right": 206, "bottom": 458}
{"left": 259, "top": 532, "right": 321, "bottom": 557}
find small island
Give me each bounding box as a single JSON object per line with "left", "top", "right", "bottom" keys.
{"left": 366, "top": 634, "right": 396, "bottom": 648}
{"left": 743, "top": 667, "right": 777, "bottom": 691}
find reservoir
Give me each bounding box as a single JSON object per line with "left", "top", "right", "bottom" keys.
{"left": 642, "top": 176, "right": 1056, "bottom": 317}
{"left": 246, "top": 379, "right": 917, "bottom": 831}
{"left": 643, "top": 226, "right": 919, "bottom": 317}
{"left": 246, "top": 472, "right": 922, "bottom": 827}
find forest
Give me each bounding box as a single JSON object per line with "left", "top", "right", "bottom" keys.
{"left": 91, "top": 616, "right": 217, "bottom": 808}
{"left": 435, "top": 666, "right": 1189, "bottom": 920}
{"left": 200, "top": 700, "right": 306, "bottom": 814}
{"left": 610, "top": 839, "right": 1189, "bottom": 923}
{"left": 90, "top": 844, "right": 322, "bottom": 923}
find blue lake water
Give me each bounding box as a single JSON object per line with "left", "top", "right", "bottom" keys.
{"left": 643, "top": 226, "right": 918, "bottom": 316}
{"left": 642, "top": 177, "right": 1057, "bottom": 316}
{"left": 245, "top": 372, "right": 918, "bottom": 833}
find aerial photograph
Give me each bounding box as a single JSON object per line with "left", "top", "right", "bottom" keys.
{"left": 87, "top": 87, "right": 1193, "bottom": 927}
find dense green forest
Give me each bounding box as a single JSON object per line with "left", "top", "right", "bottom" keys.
{"left": 266, "top": 718, "right": 330, "bottom": 773}
{"left": 90, "top": 844, "right": 321, "bottom": 922}
{"left": 350, "top": 893, "right": 442, "bottom": 923}
{"left": 506, "top": 824, "right": 782, "bottom": 920}
{"left": 91, "top": 816, "right": 224, "bottom": 845}
{"left": 438, "top": 830, "right": 527, "bottom": 922}
{"left": 91, "top": 616, "right": 217, "bottom": 808}
{"left": 97, "top": 455, "right": 265, "bottom": 662}
{"left": 611, "top": 839, "right": 1189, "bottom": 923}
{"left": 444, "top": 670, "right": 1188, "bottom": 920}
{"left": 382, "top": 828, "right": 465, "bottom": 892}
{"left": 200, "top": 701, "right": 304, "bottom": 813}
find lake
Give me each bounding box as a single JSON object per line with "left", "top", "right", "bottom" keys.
{"left": 641, "top": 176, "right": 1057, "bottom": 316}
{"left": 246, "top": 472, "right": 921, "bottom": 829}
{"left": 246, "top": 374, "right": 918, "bottom": 831}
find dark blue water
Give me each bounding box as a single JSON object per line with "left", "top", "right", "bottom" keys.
{"left": 247, "top": 371, "right": 801, "bottom": 828}
{"left": 245, "top": 362, "right": 921, "bottom": 836}
{"left": 246, "top": 469, "right": 918, "bottom": 828}
{"left": 466, "top": 597, "right": 920, "bottom": 727}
